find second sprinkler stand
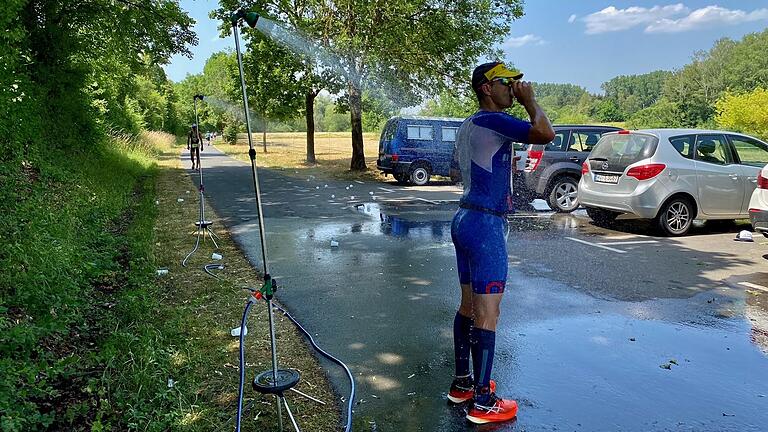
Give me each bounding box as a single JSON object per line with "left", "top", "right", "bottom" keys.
{"left": 182, "top": 94, "right": 220, "bottom": 267}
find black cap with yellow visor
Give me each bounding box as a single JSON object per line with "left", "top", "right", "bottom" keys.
{"left": 471, "top": 62, "right": 524, "bottom": 89}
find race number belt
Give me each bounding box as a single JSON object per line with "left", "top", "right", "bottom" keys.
{"left": 459, "top": 201, "right": 508, "bottom": 217}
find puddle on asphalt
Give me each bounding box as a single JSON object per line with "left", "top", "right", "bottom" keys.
{"left": 357, "top": 284, "right": 768, "bottom": 432}
{"left": 263, "top": 204, "right": 768, "bottom": 431}
{"left": 345, "top": 202, "right": 574, "bottom": 241}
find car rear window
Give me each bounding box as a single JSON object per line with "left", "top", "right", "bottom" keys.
{"left": 590, "top": 133, "right": 659, "bottom": 165}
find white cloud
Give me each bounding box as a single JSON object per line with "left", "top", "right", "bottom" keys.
{"left": 583, "top": 3, "right": 768, "bottom": 34}
{"left": 646, "top": 6, "right": 768, "bottom": 33}
{"left": 568, "top": 14, "right": 577, "bottom": 24}
{"left": 503, "top": 34, "right": 546, "bottom": 49}
{"left": 583, "top": 4, "right": 687, "bottom": 34}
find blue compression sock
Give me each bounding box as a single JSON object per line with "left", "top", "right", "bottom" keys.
{"left": 453, "top": 312, "right": 473, "bottom": 377}
{"left": 471, "top": 327, "right": 496, "bottom": 405}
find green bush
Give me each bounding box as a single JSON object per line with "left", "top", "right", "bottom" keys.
{"left": 224, "top": 121, "right": 242, "bottom": 144}
{"left": 626, "top": 99, "right": 684, "bottom": 129}
{"left": 716, "top": 88, "right": 768, "bottom": 140}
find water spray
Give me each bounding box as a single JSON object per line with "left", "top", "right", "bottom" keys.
{"left": 229, "top": 9, "right": 355, "bottom": 432}
{"left": 182, "top": 94, "right": 221, "bottom": 266}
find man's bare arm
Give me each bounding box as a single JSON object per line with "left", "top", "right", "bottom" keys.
{"left": 512, "top": 81, "right": 555, "bottom": 144}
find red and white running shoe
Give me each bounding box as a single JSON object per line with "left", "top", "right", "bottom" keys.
{"left": 447, "top": 378, "right": 495, "bottom": 404}
{"left": 466, "top": 393, "right": 518, "bottom": 424}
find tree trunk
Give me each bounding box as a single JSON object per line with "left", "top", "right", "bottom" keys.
{"left": 262, "top": 118, "right": 267, "bottom": 153}
{"left": 306, "top": 91, "right": 317, "bottom": 164}
{"left": 348, "top": 83, "right": 366, "bottom": 170}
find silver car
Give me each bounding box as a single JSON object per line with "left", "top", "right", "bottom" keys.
{"left": 578, "top": 129, "right": 768, "bottom": 236}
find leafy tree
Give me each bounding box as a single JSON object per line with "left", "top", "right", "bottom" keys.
{"left": 536, "top": 83, "right": 591, "bottom": 108}
{"left": 601, "top": 70, "right": 671, "bottom": 118}
{"left": 420, "top": 89, "right": 476, "bottom": 118}
{"left": 217, "top": 0, "right": 525, "bottom": 170}
{"left": 241, "top": 32, "right": 306, "bottom": 152}
{"left": 590, "top": 98, "right": 624, "bottom": 122}
{"left": 212, "top": 4, "right": 343, "bottom": 163}
{"left": 716, "top": 88, "right": 768, "bottom": 140}
{"left": 625, "top": 99, "right": 683, "bottom": 129}
{"left": 664, "top": 38, "right": 736, "bottom": 127}
{"left": 718, "top": 29, "right": 768, "bottom": 94}
{"left": 313, "top": 95, "right": 349, "bottom": 132}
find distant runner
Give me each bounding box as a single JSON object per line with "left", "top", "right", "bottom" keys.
{"left": 187, "top": 124, "right": 203, "bottom": 170}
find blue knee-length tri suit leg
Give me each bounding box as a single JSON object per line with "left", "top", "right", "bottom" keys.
{"left": 451, "top": 110, "right": 532, "bottom": 294}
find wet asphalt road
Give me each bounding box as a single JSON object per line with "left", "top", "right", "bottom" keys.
{"left": 188, "top": 146, "right": 768, "bottom": 432}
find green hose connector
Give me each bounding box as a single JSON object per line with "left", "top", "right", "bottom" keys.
{"left": 262, "top": 274, "right": 277, "bottom": 299}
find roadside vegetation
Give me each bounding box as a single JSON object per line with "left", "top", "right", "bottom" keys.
{"left": 1, "top": 2, "right": 341, "bottom": 430}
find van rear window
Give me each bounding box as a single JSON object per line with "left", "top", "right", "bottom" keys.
{"left": 381, "top": 121, "right": 396, "bottom": 141}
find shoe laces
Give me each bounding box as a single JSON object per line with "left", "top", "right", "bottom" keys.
{"left": 474, "top": 393, "right": 502, "bottom": 413}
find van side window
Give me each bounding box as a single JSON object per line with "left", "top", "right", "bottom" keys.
{"left": 442, "top": 127, "right": 458, "bottom": 142}
{"left": 669, "top": 135, "right": 694, "bottom": 159}
{"left": 407, "top": 125, "right": 433, "bottom": 140}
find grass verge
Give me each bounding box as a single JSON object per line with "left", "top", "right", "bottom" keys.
{"left": 216, "top": 131, "right": 387, "bottom": 182}
{"left": 0, "top": 131, "right": 340, "bottom": 431}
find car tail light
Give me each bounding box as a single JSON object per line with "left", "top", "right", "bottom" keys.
{"left": 758, "top": 172, "right": 768, "bottom": 189}
{"left": 525, "top": 149, "right": 543, "bottom": 172}
{"left": 391, "top": 154, "right": 399, "bottom": 162}
{"left": 581, "top": 161, "right": 589, "bottom": 174}
{"left": 626, "top": 163, "right": 666, "bottom": 180}
{"left": 618, "top": 130, "right": 630, "bottom": 135}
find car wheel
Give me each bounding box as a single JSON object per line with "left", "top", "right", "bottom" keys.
{"left": 655, "top": 197, "right": 694, "bottom": 236}
{"left": 410, "top": 163, "right": 431, "bottom": 186}
{"left": 586, "top": 207, "right": 619, "bottom": 226}
{"left": 547, "top": 177, "right": 579, "bottom": 213}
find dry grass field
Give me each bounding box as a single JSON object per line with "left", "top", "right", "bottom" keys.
{"left": 216, "top": 131, "right": 388, "bottom": 181}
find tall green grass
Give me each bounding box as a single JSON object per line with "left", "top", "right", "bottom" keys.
{"left": 0, "top": 131, "right": 182, "bottom": 431}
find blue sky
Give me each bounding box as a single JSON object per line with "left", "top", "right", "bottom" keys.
{"left": 165, "top": 1, "right": 768, "bottom": 93}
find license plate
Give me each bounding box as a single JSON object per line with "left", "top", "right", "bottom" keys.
{"left": 594, "top": 174, "right": 620, "bottom": 184}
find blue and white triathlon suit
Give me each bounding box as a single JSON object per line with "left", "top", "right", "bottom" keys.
{"left": 451, "top": 110, "right": 532, "bottom": 294}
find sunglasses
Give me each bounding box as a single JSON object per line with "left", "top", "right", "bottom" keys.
{"left": 492, "top": 77, "right": 516, "bottom": 86}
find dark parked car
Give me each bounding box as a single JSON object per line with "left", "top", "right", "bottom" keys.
{"left": 522, "top": 125, "right": 623, "bottom": 212}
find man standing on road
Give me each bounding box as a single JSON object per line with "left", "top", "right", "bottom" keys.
{"left": 448, "top": 61, "right": 554, "bottom": 424}
{"left": 187, "top": 124, "right": 203, "bottom": 170}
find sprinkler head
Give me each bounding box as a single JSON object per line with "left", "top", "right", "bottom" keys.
{"left": 231, "top": 10, "right": 260, "bottom": 28}
{"left": 194, "top": 94, "right": 205, "bottom": 101}
{"left": 244, "top": 12, "right": 260, "bottom": 28}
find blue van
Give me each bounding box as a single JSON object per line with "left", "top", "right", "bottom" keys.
{"left": 376, "top": 116, "right": 464, "bottom": 185}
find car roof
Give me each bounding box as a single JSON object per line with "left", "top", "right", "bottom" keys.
{"left": 553, "top": 124, "right": 622, "bottom": 130}
{"left": 395, "top": 115, "right": 465, "bottom": 122}
{"left": 630, "top": 128, "right": 761, "bottom": 139}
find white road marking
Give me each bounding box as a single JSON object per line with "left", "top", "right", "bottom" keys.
{"left": 378, "top": 187, "right": 396, "bottom": 193}
{"left": 566, "top": 237, "right": 627, "bottom": 254}
{"left": 415, "top": 197, "right": 439, "bottom": 205}
{"left": 354, "top": 180, "right": 365, "bottom": 184}
{"left": 739, "top": 282, "right": 768, "bottom": 292}
{"left": 601, "top": 234, "right": 643, "bottom": 240}
{"left": 596, "top": 240, "right": 658, "bottom": 245}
